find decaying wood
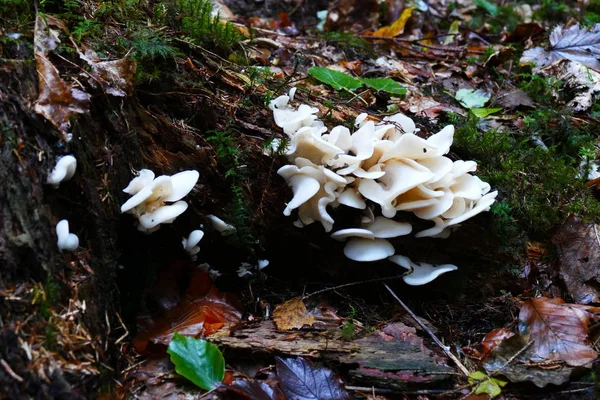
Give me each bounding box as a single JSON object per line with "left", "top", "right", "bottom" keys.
{"left": 211, "top": 320, "right": 455, "bottom": 388}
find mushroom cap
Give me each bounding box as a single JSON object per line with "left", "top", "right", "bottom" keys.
{"left": 388, "top": 255, "right": 457, "bottom": 285}
{"left": 337, "top": 187, "right": 367, "bottom": 209}
{"left": 123, "top": 169, "right": 155, "bottom": 195}
{"left": 383, "top": 113, "right": 417, "bottom": 134}
{"left": 186, "top": 229, "right": 205, "bottom": 249}
{"left": 138, "top": 201, "right": 188, "bottom": 229}
{"left": 164, "top": 170, "right": 200, "bottom": 202}
{"left": 56, "top": 219, "right": 79, "bottom": 252}
{"left": 415, "top": 217, "right": 446, "bottom": 238}
{"left": 207, "top": 214, "right": 237, "bottom": 235}
{"left": 331, "top": 228, "right": 375, "bottom": 241}
{"left": 364, "top": 216, "right": 412, "bottom": 238}
{"left": 413, "top": 190, "right": 454, "bottom": 220}
{"left": 343, "top": 238, "right": 395, "bottom": 262}
{"left": 121, "top": 186, "right": 154, "bottom": 213}
{"left": 47, "top": 155, "right": 77, "bottom": 186}
{"left": 446, "top": 191, "right": 498, "bottom": 226}
{"left": 278, "top": 167, "right": 320, "bottom": 216}
{"left": 257, "top": 259, "right": 270, "bottom": 269}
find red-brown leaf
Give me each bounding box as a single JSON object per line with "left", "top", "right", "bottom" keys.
{"left": 519, "top": 297, "right": 600, "bottom": 366}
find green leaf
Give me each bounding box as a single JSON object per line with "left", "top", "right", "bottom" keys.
{"left": 471, "top": 107, "right": 502, "bottom": 118}
{"left": 308, "top": 67, "right": 363, "bottom": 91}
{"left": 468, "top": 371, "right": 507, "bottom": 398}
{"left": 455, "top": 88, "right": 491, "bottom": 109}
{"left": 362, "top": 77, "right": 407, "bottom": 95}
{"left": 167, "top": 332, "right": 225, "bottom": 390}
{"left": 474, "top": 0, "right": 498, "bottom": 16}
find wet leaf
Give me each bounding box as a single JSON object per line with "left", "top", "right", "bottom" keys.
{"left": 307, "top": 67, "right": 363, "bottom": 91}
{"left": 552, "top": 215, "right": 600, "bottom": 303}
{"left": 471, "top": 107, "right": 502, "bottom": 118}
{"left": 273, "top": 297, "right": 315, "bottom": 331}
{"left": 134, "top": 268, "right": 242, "bottom": 352}
{"left": 493, "top": 89, "right": 534, "bottom": 110}
{"left": 520, "top": 23, "right": 600, "bottom": 70}
{"left": 483, "top": 334, "right": 574, "bottom": 387}
{"left": 276, "top": 357, "right": 351, "bottom": 400}
{"left": 362, "top": 77, "right": 407, "bottom": 95}
{"left": 454, "top": 89, "right": 490, "bottom": 109}
{"left": 371, "top": 7, "right": 414, "bottom": 38}
{"left": 167, "top": 333, "right": 224, "bottom": 390}
{"left": 479, "top": 328, "right": 515, "bottom": 360}
{"left": 223, "top": 378, "right": 286, "bottom": 400}
{"left": 519, "top": 297, "right": 600, "bottom": 366}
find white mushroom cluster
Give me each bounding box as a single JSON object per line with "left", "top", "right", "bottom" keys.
{"left": 268, "top": 90, "right": 497, "bottom": 285}
{"left": 121, "top": 169, "right": 199, "bottom": 233}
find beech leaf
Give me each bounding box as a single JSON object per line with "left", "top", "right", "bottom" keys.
{"left": 519, "top": 297, "right": 600, "bottom": 366}
{"left": 167, "top": 332, "right": 225, "bottom": 390}
{"left": 307, "top": 67, "right": 363, "bottom": 91}
{"left": 455, "top": 88, "right": 491, "bottom": 109}
{"left": 362, "top": 77, "right": 407, "bottom": 95}
{"left": 471, "top": 107, "right": 502, "bottom": 118}
{"left": 276, "top": 357, "right": 350, "bottom": 400}
{"left": 520, "top": 23, "right": 600, "bottom": 70}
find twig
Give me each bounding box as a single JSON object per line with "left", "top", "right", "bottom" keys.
{"left": 383, "top": 283, "right": 470, "bottom": 376}
{"left": 488, "top": 340, "right": 534, "bottom": 377}
{"left": 1, "top": 359, "right": 24, "bottom": 382}
{"left": 303, "top": 275, "right": 403, "bottom": 300}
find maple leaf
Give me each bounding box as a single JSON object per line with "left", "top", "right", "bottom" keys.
{"left": 520, "top": 23, "right": 600, "bottom": 70}
{"left": 519, "top": 297, "right": 600, "bottom": 367}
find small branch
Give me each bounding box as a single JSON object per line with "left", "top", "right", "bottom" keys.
{"left": 1, "top": 359, "right": 24, "bottom": 383}
{"left": 303, "top": 275, "right": 403, "bottom": 300}
{"left": 383, "top": 283, "right": 470, "bottom": 376}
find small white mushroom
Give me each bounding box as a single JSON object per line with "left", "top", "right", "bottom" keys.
{"left": 47, "top": 155, "right": 77, "bottom": 187}
{"left": 138, "top": 201, "right": 188, "bottom": 230}
{"left": 207, "top": 214, "right": 237, "bottom": 236}
{"left": 123, "top": 169, "right": 155, "bottom": 195}
{"left": 343, "top": 238, "right": 395, "bottom": 262}
{"left": 56, "top": 219, "right": 79, "bottom": 252}
{"left": 388, "top": 255, "right": 457, "bottom": 285}
{"left": 182, "top": 229, "right": 204, "bottom": 258}
{"left": 257, "top": 259, "right": 270, "bottom": 270}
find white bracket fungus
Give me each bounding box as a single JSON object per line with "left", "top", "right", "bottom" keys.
{"left": 389, "top": 255, "right": 458, "bottom": 286}
{"left": 56, "top": 219, "right": 79, "bottom": 252}
{"left": 47, "top": 155, "right": 77, "bottom": 187}
{"left": 121, "top": 169, "right": 199, "bottom": 233}
{"left": 207, "top": 214, "right": 237, "bottom": 236}
{"left": 268, "top": 89, "right": 498, "bottom": 284}
{"left": 182, "top": 229, "right": 204, "bottom": 260}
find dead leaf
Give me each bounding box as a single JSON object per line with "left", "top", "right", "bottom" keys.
{"left": 273, "top": 297, "right": 315, "bottom": 331}
{"left": 547, "top": 60, "right": 600, "bottom": 111}
{"left": 519, "top": 297, "right": 600, "bottom": 367}
{"left": 276, "top": 357, "right": 351, "bottom": 400}
{"left": 79, "top": 49, "right": 137, "bottom": 97}
{"left": 222, "top": 378, "right": 286, "bottom": 400}
{"left": 505, "top": 23, "right": 543, "bottom": 43}
{"left": 520, "top": 23, "right": 600, "bottom": 71}
{"left": 552, "top": 215, "right": 600, "bottom": 303}
{"left": 493, "top": 89, "right": 534, "bottom": 110}
{"left": 133, "top": 268, "right": 242, "bottom": 352}
{"left": 482, "top": 334, "right": 574, "bottom": 388}
{"left": 479, "top": 328, "right": 515, "bottom": 360}
{"left": 33, "top": 15, "right": 90, "bottom": 137}
{"left": 370, "top": 7, "right": 414, "bottom": 38}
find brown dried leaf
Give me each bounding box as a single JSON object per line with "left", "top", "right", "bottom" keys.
{"left": 479, "top": 328, "right": 515, "bottom": 360}
{"left": 33, "top": 15, "right": 89, "bottom": 136}
{"left": 519, "top": 297, "right": 600, "bottom": 366}
{"left": 273, "top": 297, "right": 315, "bottom": 331}
{"left": 552, "top": 215, "right": 600, "bottom": 303}
{"left": 80, "top": 49, "right": 136, "bottom": 97}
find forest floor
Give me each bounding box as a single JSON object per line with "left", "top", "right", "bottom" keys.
{"left": 2, "top": 0, "right": 600, "bottom": 399}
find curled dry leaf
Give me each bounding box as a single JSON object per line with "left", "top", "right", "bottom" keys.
{"left": 519, "top": 297, "right": 600, "bottom": 367}
{"left": 34, "top": 15, "right": 90, "bottom": 137}
{"left": 79, "top": 49, "right": 136, "bottom": 97}
{"left": 272, "top": 297, "right": 342, "bottom": 331}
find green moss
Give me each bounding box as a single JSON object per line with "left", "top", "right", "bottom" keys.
{"left": 449, "top": 112, "right": 600, "bottom": 242}
{"left": 207, "top": 130, "right": 256, "bottom": 251}
{"left": 177, "top": 0, "right": 244, "bottom": 54}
